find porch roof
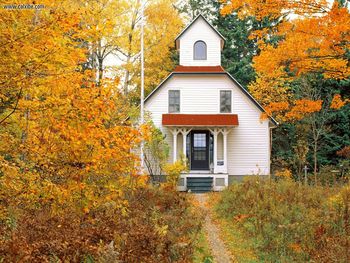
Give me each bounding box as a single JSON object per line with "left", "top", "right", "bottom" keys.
{"left": 162, "top": 114, "right": 239, "bottom": 127}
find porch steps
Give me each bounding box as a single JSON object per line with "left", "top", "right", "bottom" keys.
{"left": 187, "top": 177, "right": 213, "bottom": 193}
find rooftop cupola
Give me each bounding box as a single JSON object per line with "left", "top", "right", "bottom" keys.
{"left": 175, "top": 14, "right": 225, "bottom": 67}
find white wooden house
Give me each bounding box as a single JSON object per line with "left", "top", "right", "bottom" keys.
{"left": 144, "top": 15, "right": 277, "bottom": 192}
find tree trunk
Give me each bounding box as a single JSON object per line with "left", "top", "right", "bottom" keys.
{"left": 123, "top": 63, "right": 130, "bottom": 95}
{"left": 122, "top": 1, "right": 139, "bottom": 96}
{"left": 313, "top": 140, "right": 318, "bottom": 184}
{"left": 98, "top": 57, "right": 103, "bottom": 87}
{"left": 96, "top": 39, "right": 103, "bottom": 87}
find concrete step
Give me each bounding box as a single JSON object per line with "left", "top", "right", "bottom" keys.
{"left": 187, "top": 178, "right": 213, "bottom": 182}
{"left": 188, "top": 183, "right": 213, "bottom": 187}
{"left": 187, "top": 177, "right": 213, "bottom": 193}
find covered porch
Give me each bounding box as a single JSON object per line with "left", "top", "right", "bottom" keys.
{"left": 162, "top": 114, "right": 239, "bottom": 191}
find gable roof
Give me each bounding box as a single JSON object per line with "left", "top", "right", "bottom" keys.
{"left": 175, "top": 14, "right": 225, "bottom": 50}
{"left": 144, "top": 69, "right": 278, "bottom": 127}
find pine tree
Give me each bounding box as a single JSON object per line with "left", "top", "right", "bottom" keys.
{"left": 213, "top": 8, "right": 257, "bottom": 87}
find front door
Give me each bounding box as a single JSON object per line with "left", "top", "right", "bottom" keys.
{"left": 191, "top": 131, "right": 209, "bottom": 170}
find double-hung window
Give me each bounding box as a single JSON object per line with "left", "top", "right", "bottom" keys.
{"left": 169, "top": 90, "right": 180, "bottom": 113}
{"left": 220, "top": 90, "right": 232, "bottom": 113}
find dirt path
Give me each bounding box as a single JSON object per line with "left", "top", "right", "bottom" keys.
{"left": 194, "top": 194, "right": 234, "bottom": 263}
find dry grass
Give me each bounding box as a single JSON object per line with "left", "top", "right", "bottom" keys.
{"left": 215, "top": 177, "right": 350, "bottom": 262}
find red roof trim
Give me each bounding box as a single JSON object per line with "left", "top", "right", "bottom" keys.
{"left": 173, "top": 65, "right": 225, "bottom": 73}
{"left": 162, "top": 114, "right": 239, "bottom": 126}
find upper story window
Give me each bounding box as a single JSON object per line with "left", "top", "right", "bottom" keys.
{"left": 220, "top": 90, "right": 232, "bottom": 113}
{"left": 169, "top": 90, "right": 180, "bottom": 113}
{"left": 193, "top": 40, "right": 207, "bottom": 60}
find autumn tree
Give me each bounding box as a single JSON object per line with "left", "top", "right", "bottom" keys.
{"left": 114, "top": 0, "right": 183, "bottom": 98}
{"left": 220, "top": 0, "right": 350, "bottom": 179}
{"left": 80, "top": 0, "right": 128, "bottom": 86}
{"left": 0, "top": 1, "right": 207, "bottom": 261}
{"left": 0, "top": 0, "right": 142, "bottom": 224}
{"left": 221, "top": 0, "right": 350, "bottom": 111}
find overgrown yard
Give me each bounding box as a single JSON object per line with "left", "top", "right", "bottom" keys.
{"left": 3, "top": 177, "right": 350, "bottom": 262}
{"left": 0, "top": 184, "right": 205, "bottom": 262}
{"left": 214, "top": 177, "right": 350, "bottom": 262}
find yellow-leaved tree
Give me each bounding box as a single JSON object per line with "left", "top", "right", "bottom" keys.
{"left": 0, "top": 1, "right": 205, "bottom": 261}
{"left": 114, "top": 0, "right": 183, "bottom": 97}
{"left": 220, "top": 0, "right": 350, "bottom": 179}
{"left": 0, "top": 0, "right": 143, "bottom": 256}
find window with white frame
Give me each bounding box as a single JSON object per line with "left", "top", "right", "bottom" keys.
{"left": 220, "top": 90, "right": 232, "bottom": 113}
{"left": 169, "top": 90, "right": 180, "bottom": 113}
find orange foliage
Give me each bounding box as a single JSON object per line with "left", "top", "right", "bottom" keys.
{"left": 263, "top": 101, "right": 290, "bottom": 121}
{"left": 289, "top": 243, "right": 303, "bottom": 253}
{"left": 221, "top": 0, "right": 350, "bottom": 123}
{"left": 0, "top": 186, "right": 202, "bottom": 262}
{"left": 248, "top": 73, "right": 290, "bottom": 105}
{"left": 0, "top": 0, "right": 142, "bottom": 180}
{"left": 1, "top": 0, "right": 138, "bottom": 253}
{"left": 234, "top": 214, "right": 251, "bottom": 222}
{"left": 275, "top": 168, "right": 293, "bottom": 179}
{"left": 221, "top": 0, "right": 350, "bottom": 80}
{"left": 220, "top": 0, "right": 330, "bottom": 20}
{"left": 337, "top": 146, "right": 350, "bottom": 159}
{"left": 253, "top": 4, "right": 350, "bottom": 80}
{"left": 330, "top": 94, "right": 349, "bottom": 110}
{"left": 286, "top": 99, "right": 323, "bottom": 121}
{"left": 263, "top": 99, "right": 323, "bottom": 122}
{"left": 0, "top": 1, "right": 202, "bottom": 261}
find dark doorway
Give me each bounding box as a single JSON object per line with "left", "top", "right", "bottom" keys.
{"left": 191, "top": 131, "right": 209, "bottom": 170}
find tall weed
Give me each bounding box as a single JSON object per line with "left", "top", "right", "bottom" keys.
{"left": 216, "top": 177, "right": 350, "bottom": 262}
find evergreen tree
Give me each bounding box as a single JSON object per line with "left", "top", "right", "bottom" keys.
{"left": 272, "top": 76, "right": 350, "bottom": 176}
{"left": 213, "top": 9, "right": 257, "bottom": 87}
{"left": 176, "top": 0, "right": 216, "bottom": 20}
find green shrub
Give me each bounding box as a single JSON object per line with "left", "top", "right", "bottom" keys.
{"left": 216, "top": 177, "right": 350, "bottom": 262}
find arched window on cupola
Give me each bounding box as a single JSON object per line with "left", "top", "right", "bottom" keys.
{"left": 193, "top": 40, "right": 207, "bottom": 60}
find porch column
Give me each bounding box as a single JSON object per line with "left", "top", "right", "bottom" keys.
{"left": 181, "top": 128, "right": 191, "bottom": 160}
{"left": 222, "top": 128, "right": 233, "bottom": 173}
{"left": 173, "top": 132, "right": 177, "bottom": 163}
{"left": 209, "top": 128, "right": 219, "bottom": 173}
{"left": 214, "top": 132, "right": 218, "bottom": 173}
{"left": 223, "top": 130, "right": 228, "bottom": 173}
{"left": 171, "top": 129, "right": 180, "bottom": 163}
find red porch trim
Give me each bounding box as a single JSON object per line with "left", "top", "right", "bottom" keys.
{"left": 162, "top": 114, "right": 239, "bottom": 126}
{"left": 173, "top": 65, "right": 225, "bottom": 73}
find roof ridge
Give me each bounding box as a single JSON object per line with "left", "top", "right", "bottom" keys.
{"left": 175, "top": 14, "right": 225, "bottom": 50}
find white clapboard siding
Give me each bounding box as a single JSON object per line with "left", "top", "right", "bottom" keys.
{"left": 178, "top": 18, "right": 221, "bottom": 66}
{"left": 145, "top": 74, "right": 271, "bottom": 176}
